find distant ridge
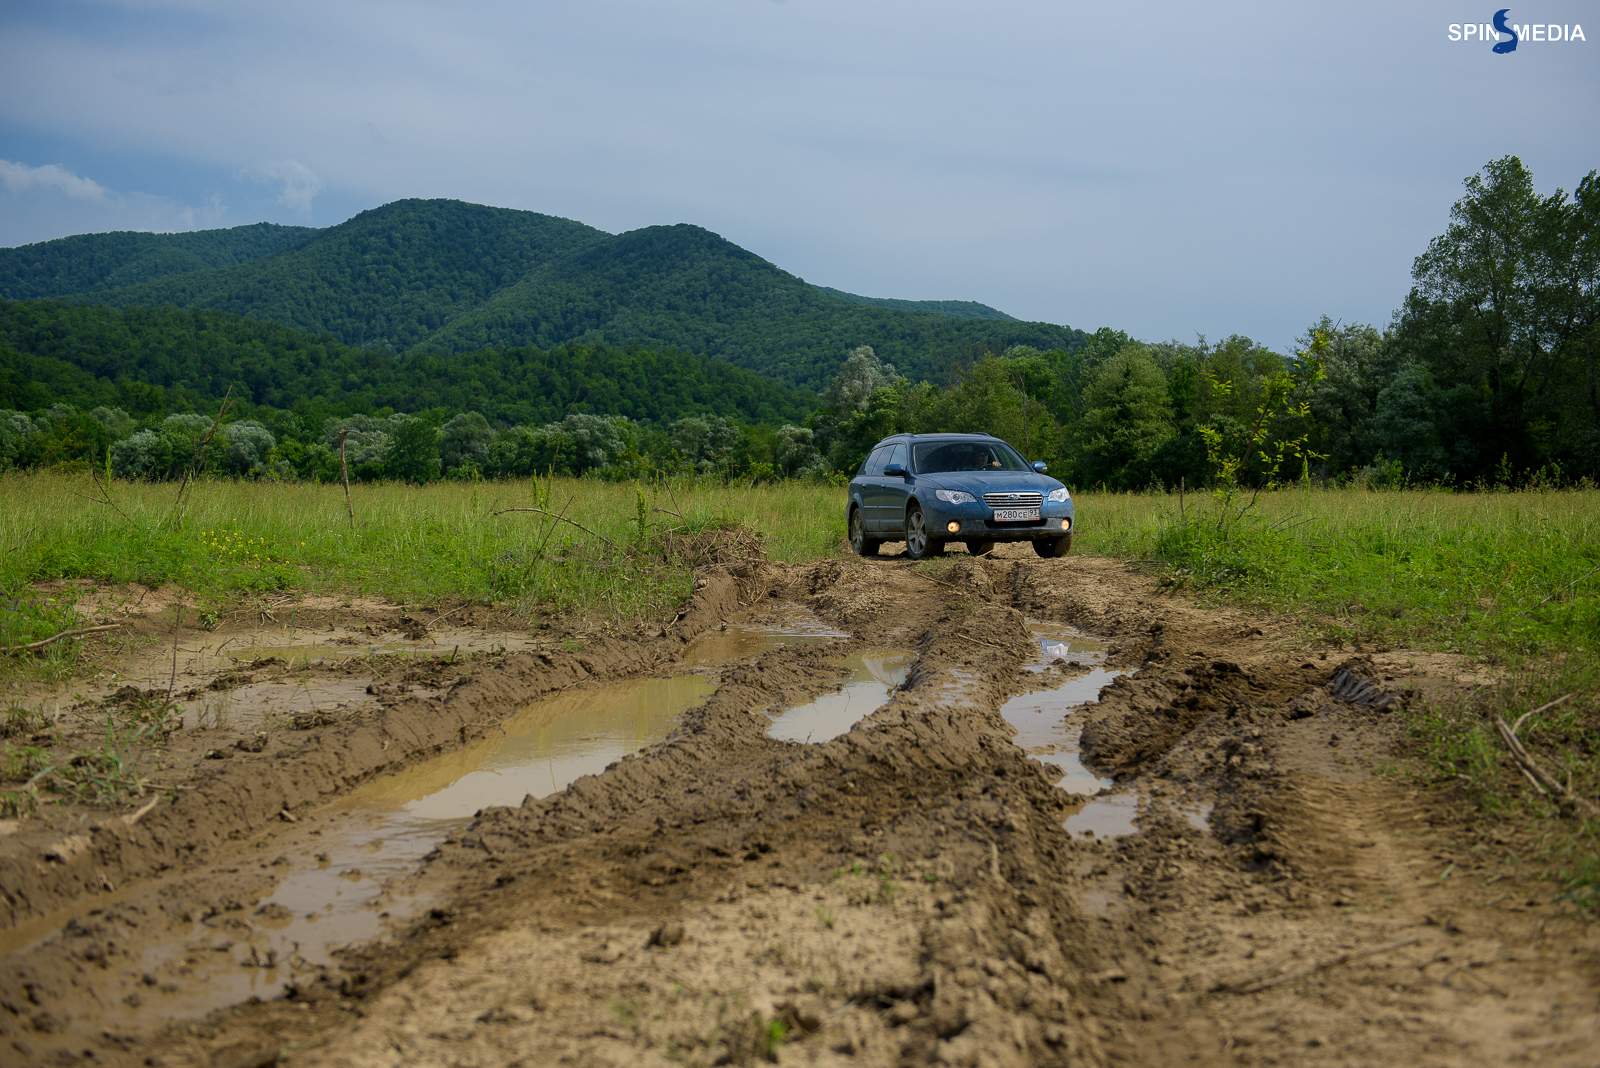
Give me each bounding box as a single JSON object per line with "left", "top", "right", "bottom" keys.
{"left": 2, "top": 201, "right": 1086, "bottom": 390}
{"left": 814, "top": 286, "right": 1019, "bottom": 322}
{"left": 0, "top": 223, "right": 317, "bottom": 301}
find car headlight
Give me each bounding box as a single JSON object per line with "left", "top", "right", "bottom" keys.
{"left": 1047, "top": 488, "right": 1071, "bottom": 503}
{"left": 935, "top": 489, "right": 977, "bottom": 504}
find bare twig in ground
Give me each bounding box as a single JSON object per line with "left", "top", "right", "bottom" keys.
{"left": 338, "top": 429, "right": 375, "bottom": 530}
{"left": 955, "top": 631, "right": 1008, "bottom": 652}
{"left": 82, "top": 458, "right": 129, "bottom": 520}
{"left": 166, "top": 607, "right": 184, "bottom": 702}
{"left": 1495, "top": 694, "right": 1600, "bottom": 819}
{"left": 652, "top": 506, "right": 685, "bottom": 519}
{"left": 5, "top": 623, "right": 122, "bottom": 655}
{"left": 122, "top": 796, "right": 160, "bottom": 825}
{"left": 1511, "top": 693, "right": 1575, "bottom": 736}
{"left": 1537, "top": 564, "right": 1600, "bottom": 607}
{"left": 493, "top": 505, "right": 619, "bottom": 550}
{"left": 1214, "top": 936, "right": 1423, "bottom": 994}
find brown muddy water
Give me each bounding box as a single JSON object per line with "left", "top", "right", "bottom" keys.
{"left": 765, "top": 650, "right": 914, "bottom": 743}
{"left": 18, "top": 675, "right": 720, "bottom": 1037}
{"left": 1024, "top": 620, "right": 1106, "bottom": 671}
{"left": 680, "top": 607, "right": 848, "bottom": 665}
{"left": 1000, "top": 660, "right": 1210, "bottom": 840}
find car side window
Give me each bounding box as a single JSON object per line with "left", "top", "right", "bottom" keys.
{"left": 859, "top": 446, "right": 887, "bottom": 477}
{"left": 885, "top": 443, "right": 906, "bottom": 471}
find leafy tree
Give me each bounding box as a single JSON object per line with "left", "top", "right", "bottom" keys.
{"left": 1075, "top": 346, "right": 1174, "bottom": 488}
{"left": 439, "top": 411, "right": 493, "bottom": 475}
{"left": 221, "top": 420, "right": 277, "bottom": 476}
{"left": 384, "top": 417, "right": 441, "bottom": 483}
{"left": 1396, "top": 156, "right": 1600, "bottom": 479}
{"left": 775, "top": 424, "right": 822, "bottom": 477}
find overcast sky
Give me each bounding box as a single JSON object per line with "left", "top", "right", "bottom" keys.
{"left": 1, "top": 0, "right": 1594, "bottom": 351}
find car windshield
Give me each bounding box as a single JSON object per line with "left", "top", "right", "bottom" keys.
{"left": 913, "top": 440, "right": 1029, "bottom": 474}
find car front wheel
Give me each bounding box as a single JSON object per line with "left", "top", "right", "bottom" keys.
{"left": 1032, "top": 533, "right": 1073, "bottom": 558}
{"left": 849, "top": 507, "right": 880, "bottom": 557}
{"left": 904, "top": 505, "right": 944, "bottom": 559}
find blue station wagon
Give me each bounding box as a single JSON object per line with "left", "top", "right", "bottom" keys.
{"left": 846, "top": 433, "right": 1074, "bottom": 560}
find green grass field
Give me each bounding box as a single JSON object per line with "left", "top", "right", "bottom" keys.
{"left": 3, "top": 474, "right": 1598, "bottom": 659}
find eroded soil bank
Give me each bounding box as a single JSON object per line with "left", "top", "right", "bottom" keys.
{"left": 4, "top": 549, "right": 1598, "bottom": 1067}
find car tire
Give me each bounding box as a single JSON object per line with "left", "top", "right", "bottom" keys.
{"left": 1032, "top": 533, "right": 1073, "bottom": 558}
{"left": 966, "top": 540, "right": 995, "bottom": 557}
{"left": 849, "top": 507, "right": 880, "bottom": 557}
{"left": 904, "top": 505, "right": 944, "bottom": 559}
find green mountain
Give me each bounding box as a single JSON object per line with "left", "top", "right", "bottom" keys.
{"left": 0, "top": 299, "right": 813, "bottom": 427}
{"left": 813, "top": 286, "right": 1019, "bottom": 322}
{"left": 4, "top": 199, "right": 1086, "bottom": 391}
{"left": 0, "top": 223, "right": 318, "bottom": 301}
{"left": 60, "top": 201, "right": 606, "bottom": 353}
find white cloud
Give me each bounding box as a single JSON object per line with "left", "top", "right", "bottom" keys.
{"left": 241, "top": 159, "right": 322, "bottom": 214}
{"left": 0, "top": 159, "right": 109, "bottom": 201}
{"left": 0, "top": 159, "right": 228, "bottom": 246}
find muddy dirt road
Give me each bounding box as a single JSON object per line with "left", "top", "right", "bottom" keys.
{"left": 3, "top": 549, "right": 1597, "bottom": 1067}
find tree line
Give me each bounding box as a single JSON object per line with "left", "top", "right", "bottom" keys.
{"left": 0, "top": 156, "right": 1593, "bottom": 490}
{"left": 816, "top": 156, "right": 1599, "bottom": 490}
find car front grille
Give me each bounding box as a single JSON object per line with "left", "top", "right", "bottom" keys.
{"left": 982, "top": 491, "right": 1043, "bottom": 508}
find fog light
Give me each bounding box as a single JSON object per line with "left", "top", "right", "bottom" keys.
{"left": 1061, "top": 518, "right": 1071, "bottom": 531}
{"left": 947, "top": 521, "right": 960, "bottom": 533}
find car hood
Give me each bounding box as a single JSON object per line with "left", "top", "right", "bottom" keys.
{"left": 917, "top": 471, "right": 1066, "bottom": 495}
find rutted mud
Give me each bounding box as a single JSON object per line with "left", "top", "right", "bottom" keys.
{"left": 766, "top": 650, "right": 913, "bottom": 744}
{"left": 4, "top": 551, "right": 1598, "bottom": 1067}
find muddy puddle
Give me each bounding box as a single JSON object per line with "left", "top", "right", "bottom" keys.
{"left": 999, "top": 666, "right": 1145, "bottom": 840}
{"left": 766, "top": 651, "right": 913, "bottom": 744}
{"left": 682, "top": 606, "right": 848, "bottom": 665}
{"left": 30, "top": 675, "right": 718, "bottom": 1035}
{"left": 999, "top": 670, "right": 1213, "bottom": 839}
{"left": 1024, "top": 620, "right": 1106, "bottom": 672}
{"left": 179, "top": 675, "right": 395, "bottom": 731}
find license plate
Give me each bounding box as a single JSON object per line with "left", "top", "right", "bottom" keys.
{"left": 992, "top": 507, "right": 1040, "bottom": 522}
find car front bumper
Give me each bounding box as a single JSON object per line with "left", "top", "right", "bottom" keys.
{"left": 924, "top": 500, "right": 1075, "bottom": 541}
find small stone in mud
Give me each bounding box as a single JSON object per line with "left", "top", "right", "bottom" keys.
{"left": 235, "top": 732, "right": 269, "bottom": 753}
{"left": 649, "top": 922, "right": 686, "bottom": 947}
{"left": 202, "top": 749, "right": 227, "bottom": 760}
{"left": 581, "top": 941, "right": 625, "bottom": 964}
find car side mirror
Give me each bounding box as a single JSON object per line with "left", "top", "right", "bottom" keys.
{"left": 882, "top": 463, "right": 907, "bottom": 477}
{"left": 1032, "top": 461, "right": 1048, "bottom": 473}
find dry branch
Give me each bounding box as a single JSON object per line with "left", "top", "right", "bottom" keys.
{"left": 492, "top": 505, "right": 619, "bottom": 550}
{"left": 6, "top": 623, "right": 122, "bottom": 655}
{"left": 1495, "top": 694, "right": 1600, "bottom": 819}
{"left": 1216, "top": 936, "right": 1423, "bottom": 995}
{"left": 1537, "top": 564, "right": 1600, "bottom": 607}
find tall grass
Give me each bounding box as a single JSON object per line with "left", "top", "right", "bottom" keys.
{"left": 0, "top": 472, "right": 845, "bottom": 631}
{"left": 5, "top": 474, "right": 1598, "bottom": 657}
{"left": 1078, "top": 485, "right": 1600, "bottom": 658}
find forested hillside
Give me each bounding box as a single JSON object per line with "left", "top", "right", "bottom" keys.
{"left": 65, "top": 200, "right": 609, "bottom": 354}
{"left": 810, "top": 287, "right": 1018, "bottom": 321}
{"left": 417, "top": 223, "right": 1082, "bottom": 388}
{"left": 2, "top": 199, "right": 1086, "bottom": 390}
{"left": 0, "top": 300, "right": 813, "bottom": 427}
{"left": 0, "top": 223, "right": 317, "bottom": 300}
